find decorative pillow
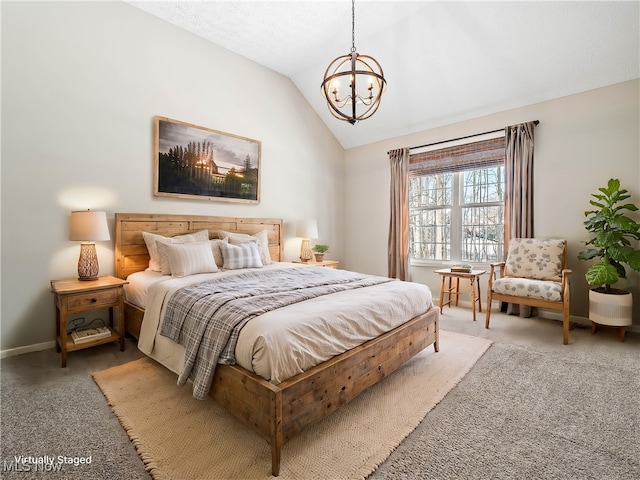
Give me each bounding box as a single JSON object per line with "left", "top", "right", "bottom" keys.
{"left": 504, "top": 238, "right": 565, "bottom": 281}
{"left": 142, "top": 230, "right": 209, "bottom": 271}
{"left": 219, "top": 241, "right": 263, "bottom": 270}
{"left": 155, "top": 240, "right": 175, "bottom": 275}
{"left": 210, "top": 238, "right": 229, "bottom": 268}
{"left": 165, "top": 241, "right": 218, "bottom": 278}
{"left": 218, "top": 229, "right": 272, "bottom": 265}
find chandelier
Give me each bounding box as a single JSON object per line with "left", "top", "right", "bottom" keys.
{"left": 321, "top": 0, "right": 387, "bottom": 125}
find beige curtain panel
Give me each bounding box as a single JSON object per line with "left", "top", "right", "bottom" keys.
{"left": 388, "top": 148, "right": 410, "bottom": 281}
{"left": 504, "top": 121, "right": 536, "bottom": 245}
{"left": 503, "top": 121, "right": 537, "bottom": 316}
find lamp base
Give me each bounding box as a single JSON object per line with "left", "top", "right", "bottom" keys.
{"left": 299, "top": 239, "right": 312, "bottom": 262}
{"left": 78, "top": 243, "right": 100, "bottom": 281}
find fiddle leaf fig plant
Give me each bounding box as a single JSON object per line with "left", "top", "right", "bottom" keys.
{"left": 577, "top": 178, "right": 640, "bottom": 293}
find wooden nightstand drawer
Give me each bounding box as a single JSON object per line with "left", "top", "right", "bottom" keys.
{"left": 66, "top": 289, "right": 119, "bottom": 311}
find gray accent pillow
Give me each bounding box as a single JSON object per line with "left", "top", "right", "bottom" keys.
{"left": 219, "top": 241, "right": 263, "bottom": 270}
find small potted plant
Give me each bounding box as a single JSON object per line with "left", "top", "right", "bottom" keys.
{"left": 577, "top": 178, "right": 640, "bottom": 332}
{"left": 312, "top": 244, "right": 329, "bottom": 262}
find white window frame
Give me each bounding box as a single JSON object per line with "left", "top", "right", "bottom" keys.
{"left": 409, "top": 135, "right": 505, "bottom": 266}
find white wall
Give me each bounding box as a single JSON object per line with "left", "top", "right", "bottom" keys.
{"left": 1, "top": 1, "right": 344, "bottom": 352}
{"left": 344, "top": 79, "right": 640, "bottom": 323}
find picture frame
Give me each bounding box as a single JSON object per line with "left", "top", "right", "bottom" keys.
{"left": 154, "top": 116, "right": 261, "bottom": 203}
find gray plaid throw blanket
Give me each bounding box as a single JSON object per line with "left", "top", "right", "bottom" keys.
{"left": 160, "top": 267, "right": 392, "bottom": 399}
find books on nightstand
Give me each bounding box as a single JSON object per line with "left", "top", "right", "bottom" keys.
{"left": 70, "top": 326, "right": 111, "bottom": 344}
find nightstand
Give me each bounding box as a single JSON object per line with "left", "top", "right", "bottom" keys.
{"left": 50, "top": 276, "right": 128, "bottom": 367}
{"left": 293, "top": 260, "right": 339, "bottom": 269}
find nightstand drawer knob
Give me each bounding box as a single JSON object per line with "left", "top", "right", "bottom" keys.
{"left": 91, "top": 298, "right": 97, "bottom": 303}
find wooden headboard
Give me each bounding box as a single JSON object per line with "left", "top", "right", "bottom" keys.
{"left": 114, "top": 213, "right": 283, "bottom": 279}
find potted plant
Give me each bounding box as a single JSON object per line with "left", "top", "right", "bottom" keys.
{"left": 312, "top": 244, "right": 329, "bottom": 262}
{"left": 577, "top": 178, "right": 640, "bottom": 332}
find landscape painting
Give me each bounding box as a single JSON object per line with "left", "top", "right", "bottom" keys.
{"left": 154, "top": 116, "right": 261, "bottom": 203}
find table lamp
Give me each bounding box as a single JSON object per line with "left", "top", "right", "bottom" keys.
{"left": 69, "top": 210, "right": 111, "bottom": 281}
{"left": 296, "top": 219, "right": 318, "bottom": 262}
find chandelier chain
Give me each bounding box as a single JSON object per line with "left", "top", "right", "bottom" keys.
{"left": 351, "top": 0, "right": 356, "bottom": 53}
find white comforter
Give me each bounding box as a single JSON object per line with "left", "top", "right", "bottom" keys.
{"left": 129, "top": 263, "right": 434, "bottom": 384}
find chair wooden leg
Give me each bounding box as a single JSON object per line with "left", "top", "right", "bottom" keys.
{"left": 562, "top": 309, "right": 569, "bottom": 345}
{"left": 485, "top": 294, "right": 492, "bottom": 329}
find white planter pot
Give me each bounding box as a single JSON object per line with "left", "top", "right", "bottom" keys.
{"left": 589, "top": 289, "right": 633, "bottom": 327}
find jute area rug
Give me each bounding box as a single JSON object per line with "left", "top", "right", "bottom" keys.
{"left": 93, "top": 330, "right": 491, "bottom": 480}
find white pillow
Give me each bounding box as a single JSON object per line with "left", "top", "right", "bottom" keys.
{"left": 142, "top": 230, "right": 209, "bottom": 271}
{"left": 218, "top": 229, "right": 272, "bottom": 265}
{"left": 210, "top": 238, "right": 229, "bottom": 268}
{"left": 165, "top": 241, "right": 218, "bottom": 278}
{"left": 155, "top": 240, "right": 174, "bottom": 275}
{"left": 157, "top": 239, "right": 225, "bottom": 275}
{"left": 219, "top": 241, "right": 263, "bottom": 270}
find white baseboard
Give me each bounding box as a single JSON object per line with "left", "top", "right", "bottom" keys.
{"left": 447, "top": 299, "right": 640, "bottom": 332}
{"left": 1, "top": 340, "right": 56, "bottom": 359}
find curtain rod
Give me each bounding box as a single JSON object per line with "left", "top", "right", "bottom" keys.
{"left": 387, "top": 120, "right": 540, "bottom": 154}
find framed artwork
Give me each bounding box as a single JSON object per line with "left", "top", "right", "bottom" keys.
{"left": 154, "top": 116, "right": 261, "bottom": 203}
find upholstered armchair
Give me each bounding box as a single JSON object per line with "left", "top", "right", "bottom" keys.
{"left": 485, "top": 238, "right": 572, "bottom": 344}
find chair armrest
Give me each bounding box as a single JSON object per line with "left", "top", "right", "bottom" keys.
{"left": 488, "top": 261, "right": 505, "bottom": 291}
{"left": 489, "top": 261, "right": 505, "bottom": 277}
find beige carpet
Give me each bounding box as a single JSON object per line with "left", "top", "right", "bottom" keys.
{"left": 93, "top": 330, "right": 491, "bottom": 480}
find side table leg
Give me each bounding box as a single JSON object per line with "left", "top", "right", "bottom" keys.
{"left": 470, "top": 277, "right": 477, "bottom": 321}
{"left": 59, "top": 307, "right": 68, "bottom": 368}
{"left": 117, "top": 299, "right": 125, "bottom": 352}
{"left": 439, "top": 275, "right": 445, "bottom": 312}
{"left": 55, "top": 307, "right": 61, "bottom": 353}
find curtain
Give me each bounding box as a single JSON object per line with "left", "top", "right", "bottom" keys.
{"left": 388, "top": 148, "right": 410, "bottom": 280}
{"left": 504, "top": 121, "right": 535, "bottom": 242}
{"left": 504, "top": 121, "right": 536, "bottom": 315}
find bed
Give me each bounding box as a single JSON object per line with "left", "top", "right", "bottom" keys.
{"left": 114, "top": 213, "right": 439, "bottom": 476}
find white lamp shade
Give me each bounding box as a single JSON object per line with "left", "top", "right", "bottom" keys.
{"left": 296, "top": 219, "right": 319, "bottom": 239}
{"left": 69, "top": 210, "right": 110, "bottom": 242}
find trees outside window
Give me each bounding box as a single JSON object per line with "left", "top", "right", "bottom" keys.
{"left": 409, "top": 166, "right": 504, "bottom": 263}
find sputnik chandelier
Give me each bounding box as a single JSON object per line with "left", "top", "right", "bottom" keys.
{"left": 321, "top": 0, "right": 387, "bottom": 125}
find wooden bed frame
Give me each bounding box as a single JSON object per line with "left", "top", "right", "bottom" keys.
{"left": 114, "top": 213, "right": 439, "bottom": 476}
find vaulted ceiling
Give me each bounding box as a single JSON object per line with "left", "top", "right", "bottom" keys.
{"left": 126, "top": 1, "right": 640, "bottom": 149}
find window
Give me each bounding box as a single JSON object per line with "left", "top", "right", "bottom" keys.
{"left": 408, "top": 136, "right": 505, "bottom": 263}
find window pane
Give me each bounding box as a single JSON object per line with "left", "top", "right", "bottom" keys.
{"left": 409, "top": 174, "right": 452, "bottom": 208}
{"left": 408, "top": 149, "right": 504, "bottom": 262}
{"left": 409, "top": 208, "right": 451, "bottom": 260}
{"left": 463, "top": 167, "right": 504, "bottom": 204}
{"left": 462, "top": 205, "right": 504, "bottom": 262}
